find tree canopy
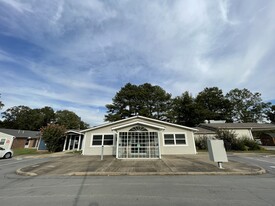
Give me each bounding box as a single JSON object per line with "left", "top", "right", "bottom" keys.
{"left": 0, "top": 94, "right": 4, "bottom": 110}
{"left": 225, "top": 88, "right": 271, "bottom": 122}
{"left": 105, "top": 83, "right": 171, "bottom": 121}
{"left": 267, "top": 105, "right": 275, "bottom": 123}
{"left": 105, "top": 84, "right": 272, "bottom": 126}
{"left": 195, "top": 87, "right": 232, "bottom": 122}
{"left": 41, "top": 124, "right": 66, "bottom": 152}
{"left": 1, "top": 106, "right": 89, "bottom": 130}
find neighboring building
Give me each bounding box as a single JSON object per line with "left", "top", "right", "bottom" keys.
{"left": 63, "top": 130, "right": 84, "bottom": 151}
{"left": 80, "top": 116, "right": 197, "bottom": 159}
{"left": 0, "top": 128, "right": 40, "bottom": 149}
{"left": 259, "top": 133, "right": 275, "bottom": 146}
{"left": 194, "top": 127, "right": 216, "bottom": 139}
{"left": 196, "top": 122, "right": 275, "bottom": 140}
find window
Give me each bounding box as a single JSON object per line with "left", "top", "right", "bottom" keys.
{"left": 92, "top": 134, "right": 114, "bottom": 146}
{"left": 104, "top": 135, "right": 114, "bottom": 145}
{"left": 164, "top": 134, "right": 174, "bottom": 145}
{"left": 164, "top": 133, "right": 186, "bottom": 145}
{"left": 0, "top": 139, "right": 5, "bottom": 145}
{"left": 92, "top": 135, "right": 103, "bottom": 145}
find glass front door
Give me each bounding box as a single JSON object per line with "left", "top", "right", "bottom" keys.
{"left": 117, "top": 126, "right": 159, "bottom": 159}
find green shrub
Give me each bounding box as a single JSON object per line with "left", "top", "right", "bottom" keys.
{"left": 216, "top": 130, "right": 260, "bottom": 151}
{"left": 195, "top": 135, "right": 209, "bottom": 150}
{"left": 240, "top": 136, "right": 261, "bottom": 150}
{"left": 215, "top": 130, "right": 237, "bottom": 150}
{"left": 41, "top": 124, "right": 66, "bottom": 152}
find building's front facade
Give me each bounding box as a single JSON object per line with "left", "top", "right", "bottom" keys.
{"left": 0, "top": 128, "right": 40, "bottom": 149}
{"left": 195, "top": 122, "right": 275, "bottom": 140}
{"left": 81, "top": 116, "right": 197, "bottom": 159}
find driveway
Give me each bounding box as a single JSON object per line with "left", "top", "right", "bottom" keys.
{"left": 17, "top": 153, "right": 263, "bottom": 176}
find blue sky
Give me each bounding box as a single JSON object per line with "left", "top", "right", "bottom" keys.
{"left": 0, "top": 0, "right": 274, "bottom": 126}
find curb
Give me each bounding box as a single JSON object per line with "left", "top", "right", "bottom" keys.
{"left": 16, "top": 168, "right": 37, "bottom": 176}
{"left": 16, "top": 168, "right": 265, "bottom": 177}
{"left": 67, "top": 168, "right": 266, "bottom": 176}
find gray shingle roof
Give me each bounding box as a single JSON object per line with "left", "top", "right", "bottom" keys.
{"left": 193, "top": 127, "right": 216, "bottom": 134}
{"left": 199, "top": 123, "right": 275, "bottom": 131}
{"left": 0, "top": 128, "right": 40, "bottom": 138}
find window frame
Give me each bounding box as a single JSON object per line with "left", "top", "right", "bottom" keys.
{"left": 0, "top": 138, "right": 5, "bottom": 145}
{"left": 163, "top": 132, "right": 187, "bottom": 146}
{"left": 91, "top": 133, "right": 114, "bottom": 147}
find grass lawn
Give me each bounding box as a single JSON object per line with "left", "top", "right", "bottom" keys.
{"left": 13, "top": 148, "right": 49, "bottom": 156}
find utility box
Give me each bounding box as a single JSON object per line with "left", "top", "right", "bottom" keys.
{"left": 207, "top": 139, "right": 228, "bottom": 167}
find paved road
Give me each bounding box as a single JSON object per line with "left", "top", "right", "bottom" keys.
{"left": 1, "top": 156, "right": 275, "bottom": 206}
{"left": 229, "top": 154, "right": 275, "bottom": 175}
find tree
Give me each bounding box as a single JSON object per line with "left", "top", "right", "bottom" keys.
{"left": 226, "top": 88, "right": 271, "bottom": 122}
{"left": 195, "top": 87, "right": 232, "bottom": 122}
{"left": 267, "top": 105, "right": 275, "bottom": 123}
{"left": 55, "top": 110, "right": 87, "bottom": 129}
{"left": 171, "top": 92, "right": 201, "bottom": 126}
{"left": 1, "top": 105, "right": 31, "bottom": 129}
{"left": 40, "top": 106, "right": 55, "bottom": 126}
{"left": 1, "top": 106, "right": 56, "bottom": 130}
{"left": 1, "top": 106, "right": 88, "bottom": 130}
{"left": 105, "top": 83, "right": 172, "bottom": 122}
{"left": 0, "top": 94, "right": 4, "bottom": 110}
{"left": 41, "top": 124, "right": 66, "bottom": 152}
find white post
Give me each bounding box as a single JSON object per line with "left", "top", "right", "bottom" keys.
{"left": 101, "top": 145, "right": 104, "bottom": 160}
{"left": 68, "top": 136, "right": 72, "bottom": 150}
{"left": 116, "top": 132, "right": 119, "bottom": 158}
{"left": 158, "top": 131, "right": 162, "bottom": 159}
{"left": 72, "top": 136, "right": 76, "bottom": 150}
{"left": 77, "top": 135, "right": 81, "bottom": 151}
{"left": 63, "top": 136, "right": 68, "bottom": 151}
{"left": 218, "top": 162, "right": 223, "bottom": 169}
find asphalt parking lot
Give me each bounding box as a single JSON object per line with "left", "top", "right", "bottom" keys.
{"left": 17, "top": 153, "right": 264, "bottom": 176}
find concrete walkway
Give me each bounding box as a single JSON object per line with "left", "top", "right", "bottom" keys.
{"left": 16, "top": 153, "right": 265, "bottom": 176}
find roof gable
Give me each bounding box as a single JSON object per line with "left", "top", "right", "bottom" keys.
{"left": 111, "top": 121, "right": 165, "bottom": 131}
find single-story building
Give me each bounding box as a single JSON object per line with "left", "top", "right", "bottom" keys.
{"left": 259, "top": 133, "right": 275, "bottom": 146}
{"left": 0, "top": 128, "right": 41, "bottom": 149}
{"left": 194, "top": 127, "right": 216, "bottom": 139}
{"left": 195, "top": 122, "right": 275, "bottom": 140}
{"left": 80, "top": 116, "right": 197, "bottom": 159}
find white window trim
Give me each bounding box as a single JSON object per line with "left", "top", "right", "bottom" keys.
{"left": 90, "top": 133, "right": 114, "bottom": 147}
{"left": 163, "top": 132, "right": 188, "bottom": 146}
{"left": 0, "top": 138, "right": 5, "bottom": 145}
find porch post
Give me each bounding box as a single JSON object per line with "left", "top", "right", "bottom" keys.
{"left": 77, "top": 134, "right": 81, "bottom": 151}
{"left": 63, "top": 135, "right": 68, "bottom": 151}
{"left": 72, "top": 136, "right": 76, "bottom": 150}
{"left": 68, "top": 135, "right": 72, "bottom": 150}
{"left": 158, "top": 131, "right": 162, "bottom": 159}
{"left": 116, "top": 131, "right": 119, "bottom": 158}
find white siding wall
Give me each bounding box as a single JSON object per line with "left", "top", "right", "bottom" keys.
{"left": 82, "top": 131, "right": 116, "bottom": 156}
{"left": 234, "top": 129, "right": 253, "bottom": 139}
{"left": 194, "top": 134, "right": 216, "bottom": 140}
{"left": 82, "top": 117, "right": 197, "bottom": 156}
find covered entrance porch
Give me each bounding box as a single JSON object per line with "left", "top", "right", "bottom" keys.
{"left": 63, "top": 131, "right": 84, "bottom": 151}
{"left": 112, "top": 124, "right": 163, "bottom": 159}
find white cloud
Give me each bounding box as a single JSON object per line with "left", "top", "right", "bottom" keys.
{"left": 1, "top": 0, "right": 275, "bottom": 125}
